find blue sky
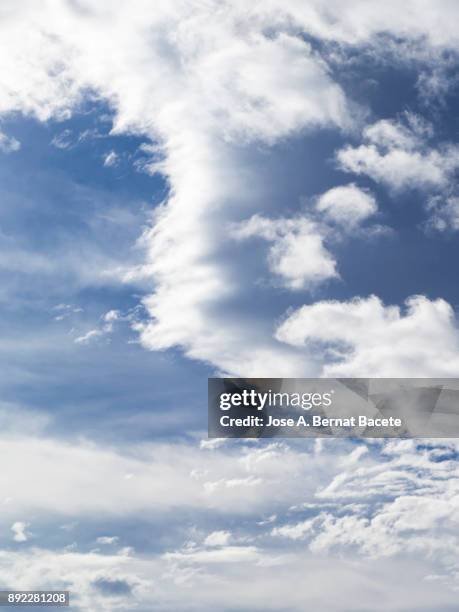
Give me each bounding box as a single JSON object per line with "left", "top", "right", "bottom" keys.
{"left": 2, "top": 1, "right": 459, "bottom": 610}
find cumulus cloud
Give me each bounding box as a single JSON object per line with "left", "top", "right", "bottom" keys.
{"left": 203, "top": 530, "right": 231, "bottom": 547}
{"left": 315, "top": 183, "right": 377, "bottom": 228}
{"left": 276, "top": 294, "right": 459, "bottom": 377}
{"left": 11, "top": 521, "right": 29, "bottom": 542}
{"left": 337, "top": 116, "right": 459, "bottom": 192}
{"left": 231, "top": 185, "right": 385, "bottom": 292}
{"left": 308, "top": 440, "right": 459, "bottom": 562}
{"left": 232, "top": 215, "right": 337, "bottom": 290}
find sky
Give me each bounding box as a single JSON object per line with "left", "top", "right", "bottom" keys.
{"left": 1, "top": 1, "right": 459, "bottom": 610}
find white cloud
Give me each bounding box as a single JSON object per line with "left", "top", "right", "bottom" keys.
{"left": 11, "top": 521, "right": 29, "bottom": 542}
{"left": 276, "top": 294, "right": 459, "bottom": 377}
{"left": 203, "top": 530, "right": 231, "bottom": 547}
{"left": 103, "top": 309, "right": 120, "bottom": 323}
{"left": 337, "top": 117, "right": 459, "bottom": 192}
{"left": 271, "top": 517, "right": 316, "bottom": 540}
{"left": 315, "top": 183, "right": 377, "bottom": 228}
{"left": 74, "top": 329, "right": 104, "bottom": 345}
{"left": 282, "top": 0, "right": 459, "bottom": 48}
{"left": 232, "top": 215, "right": 337, "bottom": 290}
{"left": 307, "top": 440, "right": 459, "bottom": 562}
{"left": 363, "top": 116, "right": 427, "bottom": 150}
{"left": 338, "top": 143, "right": 459, "bottom": 191}
{"left": 74, "top": 310, "right": 122, "bottom": 344}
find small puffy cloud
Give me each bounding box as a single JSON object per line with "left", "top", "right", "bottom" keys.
{"left": 337, "top": 116, "right": 459, "bottom": 192}
{"left": 315, "top": 184, "right": 377, "bottom": 228}
{"left": 11, "top": 521, "right": 29, "bottom": 542}
{"left": 103, "top": 151, "right": 119, "bottom": 167}
{"left": 363, "top": 118, "right": 421, "bottom": 151}
{"left": 203, "top": 531, "right": 231, "bottom": 547}
{"left": 103, "top": 310, "right": 120, "bottom": 323}
{"left": 276, "top": 294, "right": 459, "bottom": 377}
{"left": 232, "top": 215, "right": 337, "bottom": 290}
